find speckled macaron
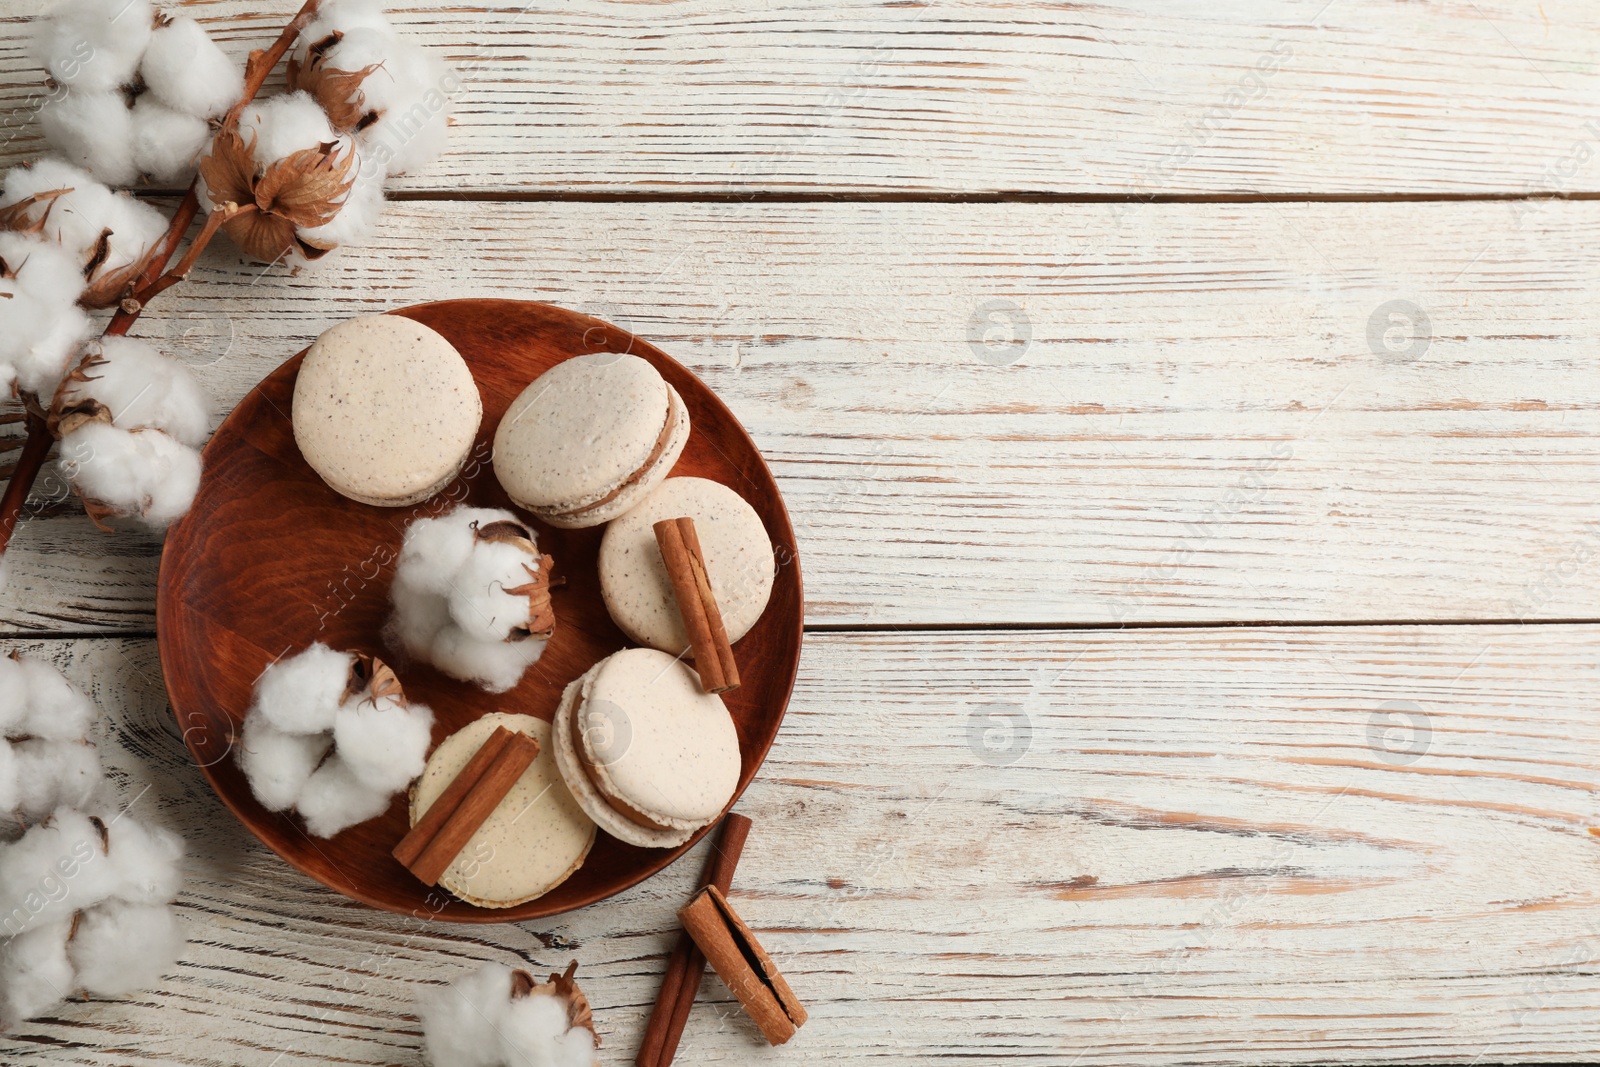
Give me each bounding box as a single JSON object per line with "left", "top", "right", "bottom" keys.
{"left": 599, "top": 477, "right": 776, "bottom": 655}
{"left": 492, "top": 353, "right": 689, "bottom": 529}
{"left": 293, "top": 315, "right": 482, "bottom": 507}
{"left": 410, "top": 713, "right": 595, "bottom": 908}
{"left": 552, "top": 648, "right": 741, "bottom": 849}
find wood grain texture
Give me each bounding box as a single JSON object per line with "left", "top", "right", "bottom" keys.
{"left": 157, "top": 299, "right": 803, "bottom": 921}
{"left": 2, "top": 0, "right": 1599, "bottom": 195}
{"left": 2, "top": 628, "right": 1597, "bottom": 1064}
{"left": 2, "top": 199, "right": 1598, "bottom": 631}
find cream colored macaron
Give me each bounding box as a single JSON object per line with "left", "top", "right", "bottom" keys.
{"left": 552, "top": 648, "right": 741, "bottom": 849}
{"left": 599, "top": 477, "right": 776, "bottom": 655}
{"left": 293, "top": 315, "right": 482, "bottom": 507}
{"left": 410, "top": 713, "right": 595, "bottom": 908}
{"left": 492, "top": 353, "right": 689, "bottom": 529}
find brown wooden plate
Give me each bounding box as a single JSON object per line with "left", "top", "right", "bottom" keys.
{"left": 157, "top": 299, "right": 803, "bottom": 923}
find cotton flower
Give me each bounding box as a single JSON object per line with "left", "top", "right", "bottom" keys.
{"left": 0, "top": 654, "right": 105, "bottom": 831}
{"left": 130, "top": 97, "right": 212, "bottom": 186}
{"left": 0, "top": 158, "right": 169, "bottom": 308}
{"left": 30, "top": 0, "right": 155, "bottom": 95}
{"left": 49, "top": 335, "right": 210, "bottom": 531}
{"left": 1, "top": 655, "right": 97, "bottom": 741}
{"left": 39, "top": 89, "right": 138, "bottom": 188}
{"left": 140, "top": 15, "right": 245, "bottom": 121}
{"left": 0, "top": 656, "right": 187, "bottom": 1028}
{"left": 0, "top": 231, "right": 94, "bottom": 398}
{"left": 288, "top": 6, "right": 451, "bottom": 179}
{"left": 419, "top": 962, "right": 599, "bottom": 1067}
{"left": 237, "top": 646, "right": 433, "bottom": 838}
{"left": 68, "top": 899, "right": 183, "bottom": 995}
{"left": 32, "top": 1, "right": 243, "bottom": 188}
{"left": 0, "top": 807, "right": 185, "bottom": 1028}
{"left": 385, "top": 507, "right": 557, "bottom": 693}
{"left": 57, "top": 423, "right": 202, "bottom": 531}
{"left": 198, "top": 92, "right": 367, "bottom": 266}
{"left": 53, "top": 336, "right": 211, "bottom": 449}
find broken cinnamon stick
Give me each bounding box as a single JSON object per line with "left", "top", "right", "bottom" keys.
{"left": 653, "top": 516, "right": 740, "bottom": 694}
{"left": 635, "top": 812, "right": 753, "bottom": 1067}
{"left": 677, "top": 884, "right": 807, "bottom": 1047}
{"left": 392, "top": 727, "right": 540, "bottom": 886}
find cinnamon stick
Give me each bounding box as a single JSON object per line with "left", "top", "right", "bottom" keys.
{"left": 393, "top": 726, "right": 515, "bottom": 868}
{"left": 677, "top": 884, "right": 807, "bottom": 1046}
{"left": 653, "top": 516, "right": 740, "bottom": 694}
{"left": 394, "top": 728, "right": 540, "bottom": 886}
{"left": 636, "top": 813, "right": 753, "bottom": 1067}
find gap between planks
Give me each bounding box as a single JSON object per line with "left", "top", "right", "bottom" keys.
{"left": 130, "top": 189, "right": 1600, "bottom": 206}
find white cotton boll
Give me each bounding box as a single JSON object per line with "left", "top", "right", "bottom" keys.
{"left": 302, "top": 0, "right": 394, "bottom": 42}
{"left": 0, "top": 299, "right": 94, "bottom": 400}
{"left": 448, "top": 541, "right": 539, "bottom": 644}
{"left": 140, "top": 16, "right": 244, "bottom": 121}
{"left": 130, "top": 96, "right": 211, "bottom": 185}
{"left": 238, "top": 715, "right": 330, "bottom": 813}
{"left": 395, "top": 508, "right": 506, "bottom": 598}
{"left": 103, "top": 815, "right": 184, "bottom": 905}
{"left": 85, "top": 189, "right": 168, "bottom": 296}
{"left": 235, "top": 92, "right": 338, "bottom": 167}
{"left": 388, "top": 508, "right": 548, "bottom": 692}
{"left": 74, "top": 336, "right": 211, "bottom": 448}
{"left": 0, "top": 657, "right": 29, "bottom": 736}
{"left": 14, "top": 658, "right": 95, "bottom": 742}
{"left": 332, "top": 696, "right": 432, "bottom": 794}
{"left": 39, "top": 90, "right": 137, "bottom": 188}
{"left": 249, "top": 643, "right": 352, "bottom": 735}
{"left": 292, "top": 159, "right": 386, "bottom": 265}
{"left": 418, "top": 963, "right": 597, "bottom": 1067}
{"left": 13, "top": 665, "right": 91, "bottom": 742}
{"left": 498, "top": 992, "right": 576, "bottom": 1065}
{"left": 356, "top": 42, "right": 451, "bottom": 177}
{"left": 0, "top": 232, "right": 88, "bottom": 305}
{"left": 31, "top": 0, "right": 154, "bottom": 94}
{"left": 10, "top": 740, "right": 105, "bottom": 823}
{"left": 67, "top": 899, "right": 181, "bottom": 995}
{"left": 0, "top": 158, "right": 165, "bottom": 281}
{"left": 0, "top": 920, "right": 74, "bottom": 1028}
{"left": 554, "top": 1025, "right": 600, "bottom": 1067}
{"left": 0, "top": 158, "right": 113, "bottom": 263}
{"left": 0, "top": 244, "right": 91, "bottom": 398}
{"left": 0, "top": 809, "right": 120, "bottom": 928}
{"left": 418, "top": 962, "right": 514, "bottom": 1067}
{"left": 58, "top": 423, "right": 203, "bottom": 530}
{"left": 0, "top": 231, "right": 97, "bottom": 396}
{"left": 385, "top": 575, "right": 452, "bottom": 663}
{"left": 296, "top": 755, "right": 390, "bottom": 838}
{"left": 429, "top": 624, "right": 545, "bottom": 695}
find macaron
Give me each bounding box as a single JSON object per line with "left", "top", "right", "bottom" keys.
{"left": 492, "top": 353, "right": 689, "bottom": 529}
{"left": 293, "top": 315, "right": 482, "bottom": 507}
{"left": 552, "top": 648, "right": 741, "bottom": 849}
{"left": 599, "top": 477, "right": 776, "bottom": 655}
{"left": 409, "top": 713, "right": 595, "bottom": 908}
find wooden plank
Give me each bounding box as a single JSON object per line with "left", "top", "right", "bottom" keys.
{"left": 2, "top": 626, "right": 1596, "bottom": 1064}
{"left": 3, "top": 199, "right": 1599, "bottom": 632}
{"left": 1, "top": 0, "right": 1599, "bottom": 195}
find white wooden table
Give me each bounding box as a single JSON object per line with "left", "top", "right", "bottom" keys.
{"left": 3, "top": 1, "right": 1599, "bottom": 1063}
